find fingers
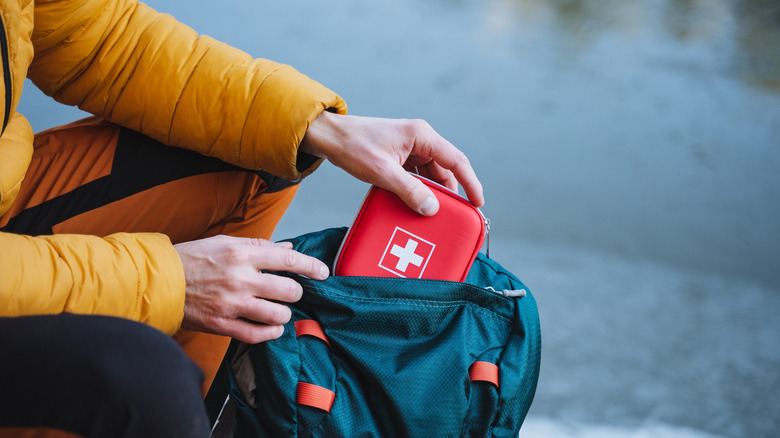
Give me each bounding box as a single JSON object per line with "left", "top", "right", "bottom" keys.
{"left": 395, "top": 170, "right": 440, "bottom": 216}
{"left": 219, "top": 236, "right": 328, "bottom": 279}
{"left": 416, "top": 124, "right": 484, "bottom": 207}
{"left": 197, "top": 236, "right": 330, "bottom": 280}
{"left": 221, "top": 276, "right": 298, "bottom": 343}
{"left": 300, "top": 112, "right": 484, "bottom": 211}
{"left": 389, "top": 163, "right": 486, "bottom": 216}
{"left": 197, "top": 271, "right": 305, "bottom": 344}
{"left": 397, "top": 120, "right": 484, "bottom": 210}
{"left": 239, "top": 292, "right": 293, "bottom": 324}
{"left": 246, "top": 245, "right": 330, "bottom": 279}
{"left": 246, "top": 271, "right": 304, "bottom": 303}
{"left": 273, "top": 241, "right": 294, "bottom": 250}
{"left": 178, "top": 235, "right": 330, "bottom": 344}
{"left": 221, "top": 320, "right": 286, "bottom": 345}
{"left": 218, "top": 275, "right": 303, "bottom": 343}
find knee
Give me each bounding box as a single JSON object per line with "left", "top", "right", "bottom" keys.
{"left": 86, "top": 316, "right": 203, "bottom": 397}
{"left": 77, "top": 316, "right": 209, "bottom": 437}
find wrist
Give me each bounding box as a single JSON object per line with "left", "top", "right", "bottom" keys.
{"left": 300, "top": 109, "right": 342, "bottom": 159}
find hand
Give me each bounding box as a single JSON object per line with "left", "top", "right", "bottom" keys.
{"left": 300, "top": 111, "right": 484, "bottom": 216}
{"left": 174, "top": 235, "right": 329, "bottom": 344}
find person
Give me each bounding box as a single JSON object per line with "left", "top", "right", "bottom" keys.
{"left": 0, "top": 0, "right": 484, "bottom": 437}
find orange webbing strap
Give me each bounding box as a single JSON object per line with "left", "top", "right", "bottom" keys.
{"left": 469, "top": 361, "right": 500, "bottom": 388}
{"left": 297, "top": 382, "right": 336, "bottom": 412}
{"left": 294, "top": 319, "right": 330, "bottom": 347}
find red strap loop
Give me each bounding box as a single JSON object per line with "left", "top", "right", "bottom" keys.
{"left": 469, "top": 361, "right": 499, "bottom": 388}
{"left": 295, "top": 319, "right": 330, "bottom": 347}
{"left": 296, "top": 382, "right": 336, "bottom": 412}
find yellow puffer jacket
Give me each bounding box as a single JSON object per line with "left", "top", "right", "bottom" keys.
{"left": 0, "top": 0, "right": 347, "bottom": 334}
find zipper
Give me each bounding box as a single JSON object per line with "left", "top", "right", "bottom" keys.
{"left": 484, "top": 217, "right": 491, "bottom": 259}
{"left": 411, "top": 172, "right": 491, "bottom": 257}
{"left": 0, "top": 13, "right": 12, "bottom": 135}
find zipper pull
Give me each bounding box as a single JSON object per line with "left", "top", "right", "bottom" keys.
{"left": 502, "top": 289, "right": 527, "bottom": 298}
{"left": 485, "top": 286, "right": 526, "bottom": 299}
{"left": 484, "top": 218, "right": 491, "bottom": 259}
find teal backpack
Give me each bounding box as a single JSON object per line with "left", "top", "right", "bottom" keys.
{"left": 206, "top": 227, "right": 540, "bottom": 437}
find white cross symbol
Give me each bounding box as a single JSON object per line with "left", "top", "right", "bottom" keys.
{"left": 390, "top": 238, "right": 425, "bottom": 272}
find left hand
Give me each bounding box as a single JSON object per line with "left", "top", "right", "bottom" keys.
{"left": 300, "top": 111, "right": 484, "bottom": 216}
{"left": 174, "top": 236, "right": 329, "bottom": 344}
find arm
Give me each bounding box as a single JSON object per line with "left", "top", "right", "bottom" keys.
{"left": 15, "top": 0, "right": 339, "bottom": 339}
{"left": 28, "top": 0, "right": 346, "bottom": 181}
{"left": 0, "top": 230, "right": 330, "bottom": 342}
{"left": 0, "top": 232, "right": 185, "bottom": 334}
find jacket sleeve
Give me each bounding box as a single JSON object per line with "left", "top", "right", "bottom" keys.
{"left": 0, "top": 114, "right": 34, "bottom": 217}
{"left": 28, "top": 0, "right": 347, "bottom": 182}
{"left": 0, "top": 231, "right": 185, "bottom": 335}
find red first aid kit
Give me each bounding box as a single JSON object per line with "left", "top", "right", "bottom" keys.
{"left": 334, "top": 174, "right": 489, "bottom": 282}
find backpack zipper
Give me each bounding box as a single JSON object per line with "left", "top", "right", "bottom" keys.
{"left": 0, "top": 13, "right": 12, "bottom": 135}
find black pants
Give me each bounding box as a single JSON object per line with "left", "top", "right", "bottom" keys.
{"left": 0, "top": 314, "right": 211, "bottom": 438}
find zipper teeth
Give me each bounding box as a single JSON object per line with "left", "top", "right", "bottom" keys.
{"left": 0, "top": 14, "right": 12, "bottom": 135}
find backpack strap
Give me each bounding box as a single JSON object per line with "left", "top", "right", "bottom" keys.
{"left": 297, "top": 382, "right": 336, "bottom": 412}
{"left": 294, "top": 319, "right": 336, "bottom": 413}
{"left": 469, "top": 361, "right": 500, "bottom": 388}
{"left": 295, "top": 319, "right": 330, "bottom": 347}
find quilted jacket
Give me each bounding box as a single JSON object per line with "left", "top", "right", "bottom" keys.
{"left": 0, "top": 0, "right": 346, "bottom": 334}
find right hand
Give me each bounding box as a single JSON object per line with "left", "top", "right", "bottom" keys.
{"left": 174, "top": 235, "right": 329, "bottom": 344}
{"left": 300, "top": 111, "right": 484, "bottom": 216}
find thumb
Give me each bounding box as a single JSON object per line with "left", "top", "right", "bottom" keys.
{"left": 392, "top": 172, "right": 440, "bottom": 216}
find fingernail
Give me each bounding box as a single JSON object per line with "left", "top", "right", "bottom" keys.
{"left": 420, "top": 196, "right": 439, "bottom": 216}
{"left": 319, "top": 264, "right": 330, "bottom": 279}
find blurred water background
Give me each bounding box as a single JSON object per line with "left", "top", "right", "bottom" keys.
{"left": 18, "top": 0, "right": 780, "bottom": 436}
